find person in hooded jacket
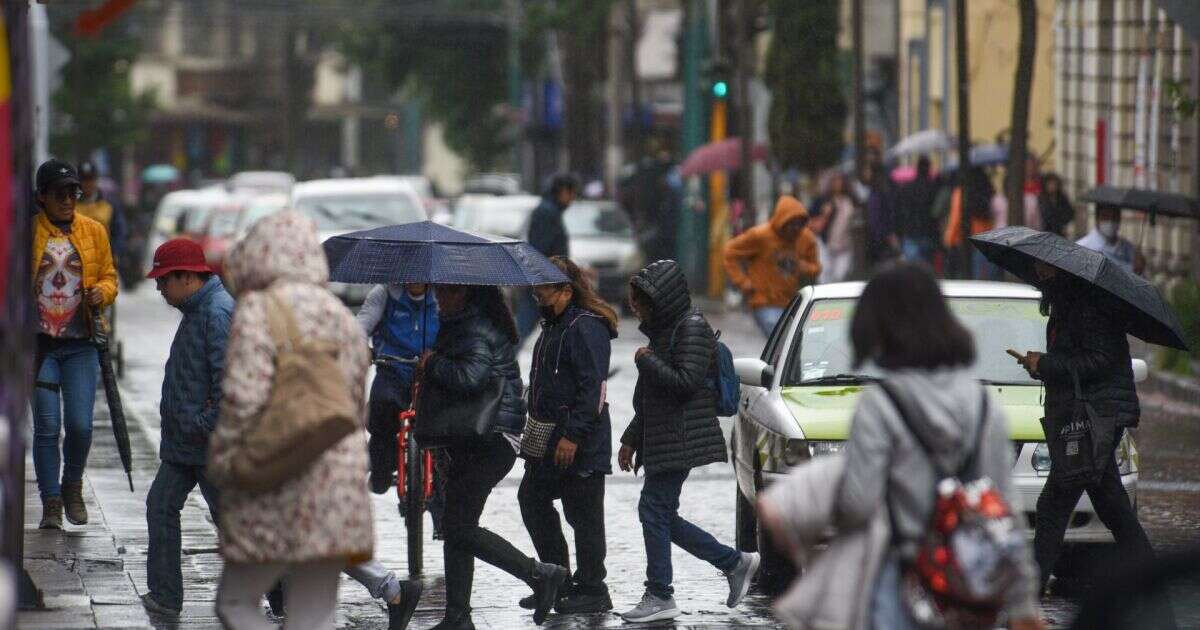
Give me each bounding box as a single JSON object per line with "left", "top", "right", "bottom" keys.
{"left": 421, "top": 285, "right": 569, "bottom": 630}
{"left": 831, "top": 262, "right": 1042, "bottom": 630}
{"left": 723, "top": 196, "right": 822, "bottom": 337}
{"left": 617, "top": 260, "right": 760, "bottom": 623}
{"left": 517, "top": 256, "right": 618, "bottom": 615}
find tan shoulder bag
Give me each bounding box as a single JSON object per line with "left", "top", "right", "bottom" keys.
{"left": 227, "top": 290, "right": 359, "bottom": 494}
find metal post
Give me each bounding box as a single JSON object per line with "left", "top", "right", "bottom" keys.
{"left": 707, "top": 98, "right": 728, "bottom": 297}
{"left": 679, "top": 0, "right": 709, "bottom": 286}
{"left": 735, "top": 0, "right": 754, "bottom": 232}
{"left": 852, "top": 0, "right": 866, "bottom": 177}
{"left": 955, "top": 0, "right": 972, "bottom": 278}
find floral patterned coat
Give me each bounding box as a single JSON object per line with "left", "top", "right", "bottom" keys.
{"left": 207, "top": 211, "right": 373, "bottom": 566}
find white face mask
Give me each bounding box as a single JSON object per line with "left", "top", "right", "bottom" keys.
{"left": 1097, "top": 220, "right": 1119, "bottom": 239}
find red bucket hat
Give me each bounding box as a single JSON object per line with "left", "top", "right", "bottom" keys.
{"left": 147, "top": 238, "right": 213, "bottom": 279}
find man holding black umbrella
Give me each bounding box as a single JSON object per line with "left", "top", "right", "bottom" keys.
{"left": 31, "top": 158, "right": 118, "bottom": 530}
{"left": 141, "top": 238, "right": 234, "bottom": 616}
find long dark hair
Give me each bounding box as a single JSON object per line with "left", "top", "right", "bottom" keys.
{"left": 851, "top": 262, "right": 975, "bottom": 370}
{"left": 470, "top": 285, "right": 519, "bottom": 344}
{"left": 549, "top": 256, "right": 619, "bottom": 335}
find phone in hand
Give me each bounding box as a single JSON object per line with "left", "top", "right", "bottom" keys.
{"left": 1006, "top": 349, "right": 1026, "bottom": 362}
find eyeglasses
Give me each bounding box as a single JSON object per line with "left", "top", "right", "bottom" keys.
{"left": 51, "top": 186, "right": 83, "bottom": 202}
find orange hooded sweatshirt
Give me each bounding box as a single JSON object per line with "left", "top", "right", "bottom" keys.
{"left": 723, "top": 195, "right": 822, "bottom": 309}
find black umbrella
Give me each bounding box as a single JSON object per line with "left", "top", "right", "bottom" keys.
{"left": 1078, "top": 186, "right": 1200, "bottom": 223}
{"left": 322, "top": 220, "right": 569, "bottom": 286}
{"left": 90, "top": 306, "right": 134, "bottom": 492}
{"left": 969, "top": 227, "right": 1188, "bottom": 351}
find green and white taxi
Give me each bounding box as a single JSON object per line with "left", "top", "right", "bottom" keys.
{"left": 730, "top": 281, "right": 1147, "bottom": 582}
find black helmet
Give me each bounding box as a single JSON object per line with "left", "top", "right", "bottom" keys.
{"left": 36, "top": 159, "right": 81, "bottom": 194}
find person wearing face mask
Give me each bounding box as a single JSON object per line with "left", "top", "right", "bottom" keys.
{"left": 31, "top": 158, "right": 118, "bottom": 530}
{"left": 1076, "top": 204, "right": 1146, "bottom": 275}
{"left": 517, "top": 257, "right": 618, "bottom": 615}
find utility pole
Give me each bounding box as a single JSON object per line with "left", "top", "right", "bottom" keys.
{"left": 707, "top": 94, "right": 728, "bottom": 298}
{"left": 955, "top": 0, "right": 972, "bottom": 278}
{"left": 734, "top": 0, "right": 754, "bottom": 232}
{"left": 679, "top": 0, "right": 709, "bottom": 288}
{"left": 852, "top": 0, "right": 866, "bottom": 177}
{"left": 626, "top": 0, "right": 642, "bottom": 163}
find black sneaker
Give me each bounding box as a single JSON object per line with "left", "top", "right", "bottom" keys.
{"left": 555, "top": 591, "right": 613, "bottom": 614}
{"left": 387, "top": 580, "right": 423, "bottom": 630}
{"left": 529, "top": 562, "right": 569, "bottom": 625}
{"left": 370, "top": 471, "right": 394, "bottom": 495}
{"left": 518, "top": 593, "right": 537, "bottom": 610}
{"left": 267, "top": 582, "right": 285, "bottom": 617}
{"left": 140, "top": 592, "right": 181, "bottom": 616}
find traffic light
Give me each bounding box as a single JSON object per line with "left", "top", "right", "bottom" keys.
{"left": 711, "top": 80, "right": 729, "bottom": 98}
{"left": 702, "top": 57, "right": 731, "bottom": 100}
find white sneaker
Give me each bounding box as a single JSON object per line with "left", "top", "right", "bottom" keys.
{"left": 725, "top": 552, "right": 761, "bottom": 607}
{"left": 620, "top": 591, "right": 682, "bottom": 623}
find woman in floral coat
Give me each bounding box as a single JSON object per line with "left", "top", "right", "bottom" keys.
{"left": 207, "top": 211, "right": 374, "bottom": 630}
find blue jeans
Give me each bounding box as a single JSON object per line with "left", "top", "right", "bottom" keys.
{"left": 147, "top": 461, "right": 219, "bottom": 610}
{"left": 752, "top": 307, "right": 786, "bottom": 338}
{"left": 870, "top": 552, "right": 918, "bottom": 630}
{"left": 901, "top": 237, "right": 936, "bottom": 265}
{"left": 639, "top": 469, "right": 740, "bottom": 597}
{"left": 33, "top": 338, "right": 99, "bottom": 499}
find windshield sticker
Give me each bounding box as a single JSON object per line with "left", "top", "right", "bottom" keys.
{"left": 802, "top": 368, "right": 827, "bottom": 381}
{"left": 806, "top": 326, "right": 825, "bottom": 335}
{"left": 810, "top": 308, "right": 844, "bottom": 322}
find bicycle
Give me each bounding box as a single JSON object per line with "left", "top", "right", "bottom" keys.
{"left": 373, "top": 354, "right": 435, "bottom": 577}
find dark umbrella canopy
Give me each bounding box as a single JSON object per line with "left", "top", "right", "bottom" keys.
{"left": 1078, "top": 186, "right": 1200, "bottom": 221}
{"left": 970, "top": 227, "right": 1188, "bottom": 350}
{"left": 90, "top": 307, "right": 134, "bottom": 492}
{"left": 322, "top": 220, "right": 569, "bottom": 286}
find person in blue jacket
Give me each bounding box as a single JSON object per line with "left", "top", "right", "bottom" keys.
{"left": 517, "top": 256, "right": 618, "bottom": 615}
{"left": 357, "top": 282, "right": 440, "bottom": 494}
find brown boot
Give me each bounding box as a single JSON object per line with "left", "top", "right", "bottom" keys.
{"left": 62, "top": 481, "right": 88, "bottom": 525}
{"left": 39, "top": 496, "right": 63, "bottom": 530}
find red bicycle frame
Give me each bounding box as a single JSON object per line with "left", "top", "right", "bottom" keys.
{"left": 396, "top": 383, "right": 434, "bottom": 501}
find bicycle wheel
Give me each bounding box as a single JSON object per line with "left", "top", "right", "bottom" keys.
{"left": 405, "top": 435, "right": 424, "bottom": 577}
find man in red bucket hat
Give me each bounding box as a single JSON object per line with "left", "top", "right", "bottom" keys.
{"left": 141, "top": 237, "right": 235, "bottom": 615}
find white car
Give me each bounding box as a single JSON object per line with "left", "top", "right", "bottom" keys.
{"left": 731, "top": 280, "right": 1146, "bottom": 589}
{"left": 292, "top": 177, "right": 427, "bottom": 304}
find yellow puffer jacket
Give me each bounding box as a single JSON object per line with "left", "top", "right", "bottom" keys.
{"left": 76, "top": 198, "right": 115, "bottom": 232}
{"left": 32, "top": 212, "right": 119, "bottom": 307}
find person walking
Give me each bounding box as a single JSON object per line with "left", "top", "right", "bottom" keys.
{"left": 1014, "top": 262, "right": 1154, "bottom": 596}
{"left": 140, "top": 239, "right": 233, "bottom": 616}
{"left": 31, "top": 158, "right": 118, "bottom": 530}
{"left": 518, "top": 173, "right": 580, "bottom": 341}
{"left": 1077, "top": 205, "right": 1145, "bottom": 275}
{"left": 808, "top": 172, "right": 856, "bottom": 283}
{"left": 723, "top": 196, "right": 821, "bottom": 337}
{"left": 423, "top": 284, "right": 569, "bottom": 630}
{"left": 943, "top": 166, "right": 999, "bottom": 279}
{"left": 617, "top": 260, "right": 760, "bottom": 623}
{"left": 517, "top": 256, "right": 618, "bottom": 615}
{"left": 817, "top": 262, "right": 1042, "bottom": 630}
{"left": 1036, "top": 173, "right": 1075, "bottom": 237}
{"left": 207, "top": 212, "right": 404, "bottom": 630}
{"left": 356, "top": 282, "right": 440, "bottom": 495}
{"left": 894, "top": 155, "right": 939, "bottom": 265}
{"left": 75, "top": 160, "right": 127, "bottom": 261}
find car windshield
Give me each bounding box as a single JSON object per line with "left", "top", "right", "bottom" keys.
{"left": 452, "top": 197, "right": 538, "bottom": 237}
{"left": 207, "top": 210, "right": 242, "bottom": 237}
{"left": 782, "top": 297, "right": 1048, "bottom": 386}
{"left": 294, "top": 194, "right": 423, "bottom": 231}
{"left": 181, "top": 205, "right": 216, "bottom": 234}
{"left": 564, "top": 202, "right": 633, "bottom": 238}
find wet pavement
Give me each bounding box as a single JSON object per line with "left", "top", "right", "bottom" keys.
{"left": 19, "top": 281, "right": 1200, "bottom": 629}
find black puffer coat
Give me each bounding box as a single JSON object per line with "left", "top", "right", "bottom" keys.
{"left": 1037, "top": 284, "right": 1140, "bottom": 429}
{"left": 620, "top": 260, "right": 727, "bottom": 475}
{"left": 425, "top": 303, "right": 526, "bottom": 435}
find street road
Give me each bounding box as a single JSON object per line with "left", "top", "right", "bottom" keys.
{"left": 111, "top": 282, "right": 1200, "bottom": 629}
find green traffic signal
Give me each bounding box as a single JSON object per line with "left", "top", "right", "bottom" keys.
{"left": 712, "top": 81, "right": 729, "bottom": 98}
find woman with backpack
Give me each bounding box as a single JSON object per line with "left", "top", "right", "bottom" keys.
{"left": 616, "top": 260, "right": 760, "bottom": 623}
{"left": 420, "top": 284, "right": 569, "bottom": 629}
{"left": 516, "top": 256, "right": 618, "bottom": 615}
{"left": 815, "top": 262, "right": 1042, "bottom": 629}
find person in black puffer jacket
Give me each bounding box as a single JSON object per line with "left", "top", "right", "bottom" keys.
{"left": 616, "top": 260, "right": 760, "bottom": 624}
{"left": 517, "top": 257, "right": 618, "bottom": 615}
{"left": 422, "top": 285, "right": 568, "bottom": 630}
{"left": 1014, "top": 263, "right": 1152, "bottom": 594}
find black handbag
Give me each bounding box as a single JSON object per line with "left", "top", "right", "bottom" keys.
{"left": 414, "top": 374, "right": 505, "bottom": 448}
{"left": 1040, "top": 367, "right": 1117, "bottom": 487}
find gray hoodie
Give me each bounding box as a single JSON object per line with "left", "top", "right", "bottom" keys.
{"left": 834, "top": 368, "right": 1039, "bottom": 619}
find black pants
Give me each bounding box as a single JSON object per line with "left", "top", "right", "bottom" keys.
{"left": 146, "top": 461, "right": 219, "bottom": 609}
{"left": 518, "top": 462, "right": 607, "bottom": 596}
{"left": 1034, "top": 432, "right": 1152, "bottom": 591}
{"left": 442, "top": 436, "right": 536, "bottom": 617}
{"left": 367, "top": 374, "right": 411, "bottom": 481}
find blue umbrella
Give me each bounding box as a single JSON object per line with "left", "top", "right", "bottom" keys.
{"left": 322, "top": 220, "right": 569, "bottom": 286}
{"left": 141, "top": 163, "right": 181, "bottom": 184}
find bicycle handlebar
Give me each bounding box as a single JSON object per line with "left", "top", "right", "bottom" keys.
{"left": 374, "top": 354, "right": 421, "bottom": 367}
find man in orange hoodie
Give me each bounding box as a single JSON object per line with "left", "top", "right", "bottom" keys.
{"left": 723, "top": 196, "right": 822, "bottom": 336}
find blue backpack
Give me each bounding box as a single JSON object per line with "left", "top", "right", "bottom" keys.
{"left": 669, "top": 315, "right": 741, "bottom": 417}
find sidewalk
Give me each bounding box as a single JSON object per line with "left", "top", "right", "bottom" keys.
{"left": 19, "top": 394, "right": 224, "bottom": 629}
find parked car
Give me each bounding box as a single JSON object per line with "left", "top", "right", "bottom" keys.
{"left": 731, "top": 280, "right": 1147, "bottom": 591}
{"left": 197, "top": 193, "right": 289, "bottom": 277}
{"left": 292, "top": 177, "right": 426, "bottom": 304}
{"left": 463, "top": 172, "right": 523, "bottom": 196}
{"left": 451, "top": 195, "right": 642, "bottom": 306}
{"left": 228, "top": 170, "right": 296, "bottom": 196}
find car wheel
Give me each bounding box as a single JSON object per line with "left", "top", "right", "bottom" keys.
{"left": 752, "top": 460, "right": 796, "bottom": 595}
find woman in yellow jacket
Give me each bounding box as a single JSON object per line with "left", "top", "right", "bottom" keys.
{"left": 31, "top": 159, "right": 118, "bottom": 530}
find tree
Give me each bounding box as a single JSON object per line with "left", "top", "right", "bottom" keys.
{"left": 48, "top": 19, "right": 154, "bottom": 159}
{"left": 764, "top": 0, "right": 845, "bottom": 174}
{"left": 1004, "top": 0, "right": 1037, "bottom": 228}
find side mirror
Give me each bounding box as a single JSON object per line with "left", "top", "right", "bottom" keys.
{"left": 734, "top": 358, "right": 775, "bottom": 388}
{"left": 1131, "top": 358, "right": 1148, "bottom": 384}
